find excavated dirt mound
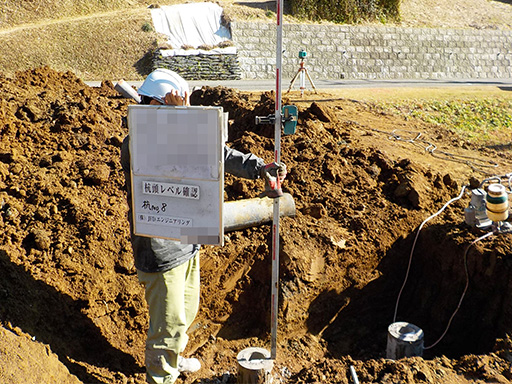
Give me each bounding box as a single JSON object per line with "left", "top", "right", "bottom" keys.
{"left": 1, "top": 67, "right": 512, "bottom": 384}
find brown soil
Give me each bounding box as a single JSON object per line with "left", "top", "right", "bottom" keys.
{"left": 1, "top": 67, "right": 512, "bottom": 384}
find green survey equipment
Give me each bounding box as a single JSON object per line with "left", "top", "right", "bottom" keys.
{"left": 282, "top": 105, "right": 298, "bottom": 134}
{"left": 255, "top": 105, "right": 298, "bottom": 135}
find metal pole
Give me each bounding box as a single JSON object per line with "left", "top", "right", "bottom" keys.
{"left": 270, "top": 0, "right": 283, "bottom": 360}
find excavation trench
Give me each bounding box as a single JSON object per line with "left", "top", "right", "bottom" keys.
{"left": 309, "top": 224, "right": 512, "bottom": 360}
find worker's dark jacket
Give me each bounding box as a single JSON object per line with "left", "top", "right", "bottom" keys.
{"left": 121, "top": 135, "right": 264, "bottom": 273}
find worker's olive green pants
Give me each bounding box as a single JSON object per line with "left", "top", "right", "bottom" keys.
{"left": 137, "top": 254, "right": 200, "bottom": 384}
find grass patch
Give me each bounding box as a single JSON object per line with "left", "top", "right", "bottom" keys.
{"left": 0, "top": 0, "right": 276, "bottom": 81}
{"left": 0, "top": 0, "right": 146, "bottom": 28}
{"left": 373, "top": 97, "right": 512, "bottom": 145}
{"left": 0, "top": 8, "right": 158, "bottom": 80}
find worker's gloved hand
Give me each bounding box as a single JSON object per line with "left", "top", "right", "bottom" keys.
{"left": 260, "top": 162, "right": 287, "bottom": 198}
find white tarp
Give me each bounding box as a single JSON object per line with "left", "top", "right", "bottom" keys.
{"left": 150, "top": 2, "right": 232, "bottom": 50}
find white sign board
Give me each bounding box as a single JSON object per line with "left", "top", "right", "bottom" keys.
{"left": 128, "top": 105, "right": 226, "bottom": 245}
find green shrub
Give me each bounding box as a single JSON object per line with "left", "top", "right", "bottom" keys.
{"left": 141, "top": 22, "right": 153, "bottom": 32}
{"left": 289, "top": 0, "right": 400, "bottom": 24}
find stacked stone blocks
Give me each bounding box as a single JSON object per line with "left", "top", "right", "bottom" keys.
{"left": 231, "top": 21, "right": 512, "bottom": 80}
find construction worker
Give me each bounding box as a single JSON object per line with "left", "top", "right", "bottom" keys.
{"left": 120, "top": 68, "right": 286, "bottom": 384}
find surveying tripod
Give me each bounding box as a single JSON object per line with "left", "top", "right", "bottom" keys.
{"left": 287, "top": 50, "right": 317, "bottom": 96}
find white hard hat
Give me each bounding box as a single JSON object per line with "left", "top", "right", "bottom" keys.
{"left": 137, "top": 68, "right": 190, "bottom": 104}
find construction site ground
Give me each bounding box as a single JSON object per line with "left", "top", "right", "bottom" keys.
{"left": 1, "top": 67, "right": 512, "bottom": 384}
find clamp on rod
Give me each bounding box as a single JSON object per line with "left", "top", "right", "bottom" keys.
{"left": 255, "top": 105, "right": 298, "bottom": 135}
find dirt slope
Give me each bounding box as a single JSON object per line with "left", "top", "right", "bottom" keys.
{"left": 1, "top": 67, "right": 512, "bottom": 383}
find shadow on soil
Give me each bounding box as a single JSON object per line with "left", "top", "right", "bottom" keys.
{"left": 486, "top": 143, "right": 512, "bottom": 152}
{"left": 134, "top": 49, "right": 156, "bottom": 78}
{"left": 216, "top": 238, "right": 272, "bottom": 341}
{"left": 0, "top": 250, "right": 143, "bottom": 383}
{"left": 307, "top": 223, "right": 512, "bottom": 360}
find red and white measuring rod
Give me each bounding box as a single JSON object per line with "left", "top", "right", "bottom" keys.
{"left": 270, "top": 0, "right": 284, "bottom": 360}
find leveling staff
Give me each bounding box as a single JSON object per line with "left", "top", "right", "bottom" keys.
{"left": 121, "top": 68, "right": 287, "bottom": 384}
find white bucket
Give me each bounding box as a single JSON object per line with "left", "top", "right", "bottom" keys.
{"left": 386, "top": 322, "right": 424, "bottom": 359}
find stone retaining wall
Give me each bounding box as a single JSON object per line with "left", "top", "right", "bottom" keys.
{"left": 231, "top": 21, "right": 512, "bottom": 80}
{"left": 152, "top": 50, "right": 242, "bottom": 80}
